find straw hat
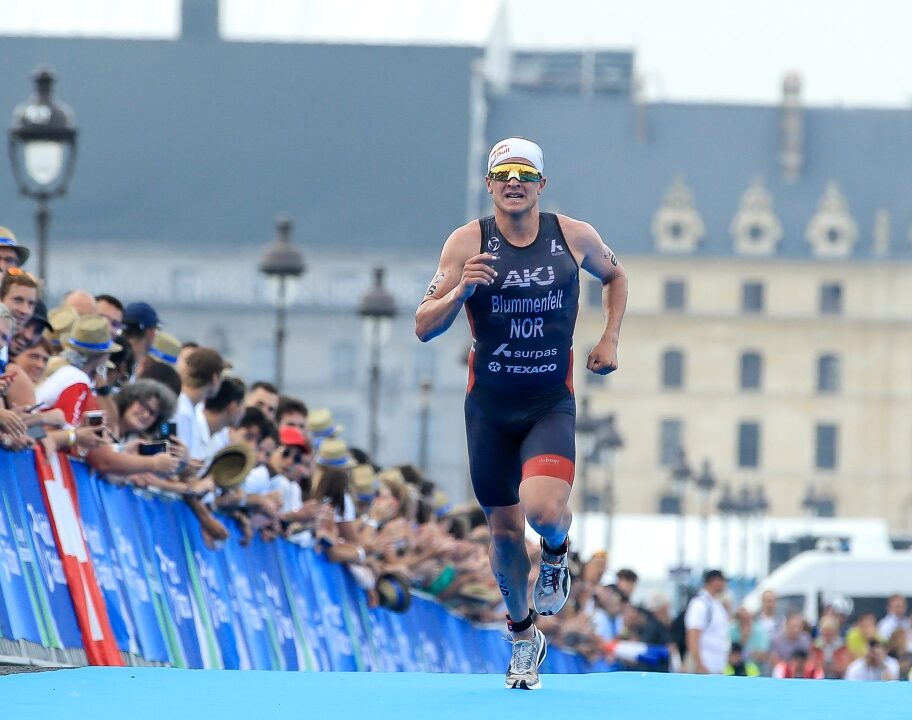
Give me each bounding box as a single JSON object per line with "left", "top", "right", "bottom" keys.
{"left": 314, "top": 437, "right": 355, "bottom": 469}
{"left": 0, "top": 227, "right": 29, "bottom": 266}
{"left": 375, "top": 572, "right": 412, "bottom": 613}
{"left": 62, "top": 315, "right": 122, "bottom": 355}
{"left": 147, "top": 330, "right": 181, "bottom": 366}
{"left": 351, "top": 463, "right": 378, "bottom": 499}
{"left": 202, "top": 443, "right": 256, "bottom": 490}
{"left": 307, "top": 408, "right": 344, "bottom": 441}
{"left": 45, "top": 304, "right": 79, "bottom": 347}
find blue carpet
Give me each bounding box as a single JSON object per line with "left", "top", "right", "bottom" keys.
{"left": 0, "top": 668, "right": 905, "bottom": 720}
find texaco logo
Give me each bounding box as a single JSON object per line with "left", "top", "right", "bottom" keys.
{"left": 488, "top": 361, "right": 501, "bottom": 372}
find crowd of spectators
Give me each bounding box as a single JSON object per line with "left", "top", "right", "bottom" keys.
{"left": 2, "top": 224, "right": 911, "bottom": 676}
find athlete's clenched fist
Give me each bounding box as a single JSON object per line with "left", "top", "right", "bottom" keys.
{"left": 587, "top": 338, "right": 619, "bottom": 375}
{"left": 455, "top": 252, "right": 498, "bottom": 301}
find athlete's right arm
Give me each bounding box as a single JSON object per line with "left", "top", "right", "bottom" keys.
{"left": 415, "top": 224, "right": 497, "bottom": 343}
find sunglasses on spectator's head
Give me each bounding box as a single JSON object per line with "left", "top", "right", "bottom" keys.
{"left": 487, "top": 163, "right": 543, "bottom": 183}
{"left": 5, "top": 267, "right": 36, "bottom": 281}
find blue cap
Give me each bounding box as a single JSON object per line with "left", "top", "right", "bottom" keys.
{"left": 123, "top": 302, "right": 161, "bottom": 330}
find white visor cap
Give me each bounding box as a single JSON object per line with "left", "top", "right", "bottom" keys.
{"left": 487, "top": 137, "right": 544, "bottom": 174}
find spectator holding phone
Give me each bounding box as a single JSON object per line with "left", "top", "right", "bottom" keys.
{"left": 113, "top": 379, "right": 178, "bottom": 442}
{"left": 35, "top": 315, "right": 117, "bottom": 423}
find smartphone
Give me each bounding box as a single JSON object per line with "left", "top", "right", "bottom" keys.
{"left": 159, "top": 421, "right": 177, "bottom": 440}
{"left": 85, "top": 410, "right": 105, "bottom": 428}
{"left": 26, "top": 425, "right": 47, "bottom": 440}
{"left": 139, "top": 439, "right": 170, "bottom": 456}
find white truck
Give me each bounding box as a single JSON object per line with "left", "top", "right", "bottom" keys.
{"left": 742, "top": 550, "right": 912, "bottom": 624}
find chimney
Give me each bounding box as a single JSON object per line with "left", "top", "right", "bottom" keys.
{"left": 780, "top": 72, "right": 803, "bottom": 182}
{"left": 181, "top": 0, "right": 220, "bottom": 42}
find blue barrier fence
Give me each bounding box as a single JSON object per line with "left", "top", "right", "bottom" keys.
{"left": 0, "top": 450, "right": 610, "bottom": 672}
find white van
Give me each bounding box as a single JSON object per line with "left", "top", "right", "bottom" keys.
{"left": 742, "top": 550, "right": 912, "bottom": 624}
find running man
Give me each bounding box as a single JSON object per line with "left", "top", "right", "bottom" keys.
{"left": 415, "top": 137, "right": 628, "bottom": 688}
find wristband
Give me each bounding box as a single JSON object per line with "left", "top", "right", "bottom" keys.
{"left": 95, "top": 385, "right": 113, "bottom": 397}
{"left": 67, "top": 428, "right": 77, "bottom": 447}
{"left": 363, "top": 518, "right": 380, "bottom": 530}
{"left": 356, "top": 547, "right": 367, "bottom": 564}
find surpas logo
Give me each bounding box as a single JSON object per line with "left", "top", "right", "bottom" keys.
{"left": 500, "top": 266, "right": 555, "bottom": 289}
{"left": 493, "top": 343, "right": 557, "bottom": 360}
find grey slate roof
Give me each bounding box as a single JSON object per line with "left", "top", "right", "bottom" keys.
{"left": 485, "top": 95, "right": 912, "bottom": 259}
{"left": 0, "top": 35, "right": 478, "bottom": 251}
{"left": 2, "top": 32, "right": 911, "bottom": 260}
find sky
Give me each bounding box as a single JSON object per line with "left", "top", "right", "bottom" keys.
{"left": 1, "top": 0, "right": 911, "bottom": 107}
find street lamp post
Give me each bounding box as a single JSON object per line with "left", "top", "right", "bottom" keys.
{"left": 358, "top": 267, "right": 397, "bottom": 461}
{"left": 575, "top": 396, "right": 599, "bottom": 550}
{"left": 258, "top": 216, "right": 305, "bottom": 391}
{"left": 716, "top": 484, "right": 736, "bottom": 577}
{"left": 753, "top": 484, "right": 769, "bottom": 581}
{"left": 694, "top": 459, "right": 717, "bottom": 575}
{"left": 417, "top": 377, "right": 433, "bottom": 472}
{"left": 670, "top": 448, "right": 692, "bottom": 607}
{"left": 8, "top": 66, "right": 78, "bottom": 283}
{"left": 594, "top": 414, "right": 624, "bottom": 559}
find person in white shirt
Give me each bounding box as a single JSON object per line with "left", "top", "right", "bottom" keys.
{"left": 685, "top": 569, "right": 731, "bottom": 674}
{"left": 877, "top": 595, "right": 911, "bottom": 646}
{"left": 173, "top": 347, "right": 229, "bottom": 464}
{"left": 844, "top": 640, "right": 899, "bottom": 681}
{"left": 201, "top": 376, "right": 246, "bottom": 457}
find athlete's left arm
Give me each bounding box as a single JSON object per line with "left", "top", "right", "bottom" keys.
{"left": 564, "top": 218, "right": 628, "bottom": 375}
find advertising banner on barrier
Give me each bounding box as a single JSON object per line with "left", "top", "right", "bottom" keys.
{"left": 70, "top": 462, "right": 138, "bottom": 655}
{"left": 339, "top": 570, "right": 379, "bottom": 671}
{"left": 298, "top": 550, "right": 358, "bottom": 671}
{"left": 8, "top": 450, "right": 80, "bottom": 651}
{"left": 32, "top": 447, "right": 123, "bottom": 665}
{"left": 222, "top": 533, "right": 274, "bottom": 670}
{"left": 276, "top": 542, "right": 320, "bottom": 670}
{"left": 94, "top": 480, "right": 170, "bottom": 663}
{"left": 0, "top": 452, "right": 40, "bottom": 644}
{"left": 178, "top": 506, "right": 241, "bottom": 670}
{"left": 138, "top": 493, "right": 204, "bottom": 669}
{"left": 278, "top": 542, "right": 328, "bottom": 671}
{"left": 6, "top": 451, "right": 615, "bottom": 675}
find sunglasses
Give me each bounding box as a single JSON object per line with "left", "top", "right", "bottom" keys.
{"left": 282, "top": 447, "right": 307, "bottom": 464}
{"left": 487, "top": 163, "right": 543, "bottom": 183}
{"left": 5, "top": 267, "right": 36, "bottom": 281}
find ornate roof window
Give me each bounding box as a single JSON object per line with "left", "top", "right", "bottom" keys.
{"left": 730, "top": 178, "right": 783, "bottom": 256}
{"left": 652, "top": 175, "right": 705, "bottom": 253}
{"left": 806, "top": 181, "right": 858, "bottom": 258}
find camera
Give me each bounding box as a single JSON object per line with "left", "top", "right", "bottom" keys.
{"left": 85, "top": 410, "right": 105, "bottom": 428}
{"left": 139, "top": 440, "right": 170, "bottom": 456}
